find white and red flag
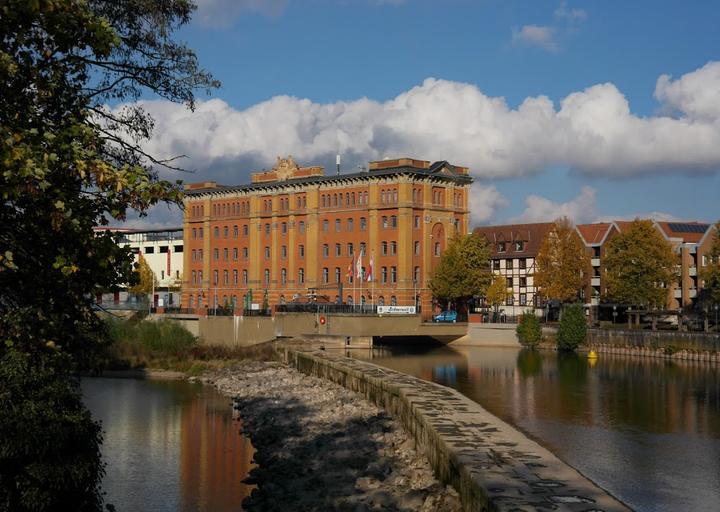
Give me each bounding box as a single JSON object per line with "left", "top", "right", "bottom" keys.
{"left": 346, "top": 255, "right": 354, "bottom": 279}
{"left": 356, "top": 248, "right": 363, "bottom": 280}
{"left": 367, "top": 253, "right": 374, "bottom": 282}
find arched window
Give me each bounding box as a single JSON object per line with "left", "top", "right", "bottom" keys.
{"left": 390, "top": 296, "right": 397, "bottom": 306}
{"left": 223, "top": 270, "right": 228, "bottom": 285}
{"left": 189, "top": 296, "right": 194, "bottom": 308}
{"left": 233, "top": 270, "right": 238, "bottom": 285}
{"left": 281, "top": 268, "right": 287, "bottom": 285}
{"left": 298, "top": 268, "right": 305, "bottom": 284}
{"left": 264, "top": 269, "right": 270, "bottom": 285}
{"left": 322, "top": 268, "right": 329, "bottom": 284}
{"left": 242, "top": 270, "right": 248, "bottom": 285}
{"left": 335, "top": 267, "right": 341, "bottom": 283}
{"left": 378, "top": 296, "right": 385, "bottom": 306}
{"left": 347, "top": 296, "right": 353, "bottom": 305}
{"left": 391, "top": 266, "right": 397, "bottom": 283}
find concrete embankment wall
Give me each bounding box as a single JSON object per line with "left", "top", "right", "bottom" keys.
{"left": 280, "top": 347, "right": 628, "bottom": 512}
{"left": 586, "top": 328, "right": 720, "bottom": 352}
{"left": 451, "top": 323, "right": 520, "bottom": 347}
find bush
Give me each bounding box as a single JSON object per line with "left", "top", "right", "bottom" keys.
{"left": 556, "top": 304, "right": 587, "bottom": 351}
{"left": 104, "top": 317, "right": 198, "bottom": 367}
{"left": 516, "top": 311, "right": 543, "bottom": 347}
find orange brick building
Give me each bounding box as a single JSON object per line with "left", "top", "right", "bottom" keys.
{"left": 182, "top": 156, "right": 471, "bottom": 312}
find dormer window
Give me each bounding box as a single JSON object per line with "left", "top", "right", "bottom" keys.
{"left": 515, "top": 241, "right": 524, "bottom": 251}
{"left": 498, "top": 242, "right": 506, "bottom": 253}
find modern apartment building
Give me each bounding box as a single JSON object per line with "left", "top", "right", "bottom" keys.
{"left": 182, "top": 156, "right": 471, "bottom": 312}
{"left": 95, "top": 227, "right": 184, "bottom": 306}
{"left": 473, "top": 223, "right": 553, "bottom": 316}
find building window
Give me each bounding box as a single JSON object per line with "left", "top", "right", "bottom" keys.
{"left": 144, "top": 247, "right": 154, "bottom": 254}
{"left": 515, "top": 240, "right": 524, "bottom": 251}
{"left": 299, "top": 245, "right": 305, "bottom": 258}
{"left": 520, "top": 277, "right": 527, "bottom": 288}
{"left": 323, "top": 220, "right": 329, "bottom": 232}
{"left": 347, "top": 243, "right": 354, "bottom": 256}
{"left": 414, "top": 216, "right": 420, "bottom": 229}
{"left": 192, "top": 249, "right": 196, "bottom": 261}
{"left": 198, "top": 249, "right": 203, "bottom": 261}
{"left": 335, "top": 219, "right": 341, "bottom": 232}
{"left": 213, "top": 248, "right": 219, "bottom": 261}
{"left": 243, "top": 225, "right": 248, "bottom": 236}
{"left": 378, "top": 296, "right": 385, "bottom": 306}
{"left": 265, "top": 223, "right": 270, "bottom": 234}
{"left": 233, "top": 270, "right": 238, "bottom": 285}
{"left": 381, "top": 241, "right": 388, "bottom": 256}
{"left": 506, "top": 259, "right": 513, "bottom": 270}
{"left": 223, "top": 248, "right": 228, "bottom": 261}
{"left": 299, "top": 221, "right": 305, "bottom": 234}
{"left": 198, "top": 270, "right": 203, "bottom": 284}
{"left": 243, "top": 247, "right": 248, "bottom": 259}
{"left": 390, "top": 241, "right": 397, "bottom": 255}
{"left": 189, "top": 296, "right": 194, "bottom": 308}
{"left": 360, "top": 242, "right": 366, "bottom": 255}
{"left": 390, "top": 215, "right": 397, "bottom": 228}
{"left": 214, "top": 226, "right": 219, "bottom": 238}
{"left": 360, "top": 217, "right": 367, "bottom": 231}
{"left": 264, "top": 269, "right": 270, "bottom": 285}
{"left": 322, "top": 268, "right": 329, "bottom": 284}
{"left": 506, "top": 277, "right": 513, "bottom": 288}
{"left": 414, "top": 241, "right": 420, "bottom": 255}
{"left": 492, "top": 259, "right": 500, "bottom": 270}
{"left": 298, "top": 268, "right": 305, "bottom": 284}
{"left": 506, "top": 296, "right": 514, "bottom": 306}
{"left": 382, "top": 216, "right": 388, "bottom": 229}
{"left": 281, "top": 245, "right": 287, "bottom": 259}
{"left": 519, "top": 258, "right": 526, "bottom": 270}
{"left": 213, "top": 270, "right": 218, "bottom": 286}
{"left": 199, "top": 227, "right": 203, "bottom": 238}
{"left": 335, "top": 267, "right": 341, "bottom": 283}
{"left": 233, "top": 248, "right": 238, "bottom": 260}
{"left": 381, "top": 267, "right": 387, "bottom": 283}
{"left": 520, "top": 293, "right": 527, "bottom": 306}
{"left": 192, "top": 228, "right": 197, "bottom": 239}
{"left": 282, "top": 222, "right": 287, "bottom": 234}
{"left": 335, "top": 244, "right": 341, "bottom": 257}
{"left": 391, "top": 296, "right": 397, "bottom": 306}
{"left": 233, "top": 225, "right": 238, "bottom": 238}
{"left": 323, "top": 244, "right": 329, "bottom": 258}
{"left": 264, "top": 246, "right": 270, "bottom": 259}
{"left": 434, "top": 242, "right": 440, "bottom": 256}
{"left": 497, "top": 242, "right": 506, "bottom": 253}
{"left": 414, "top": 266, "right": 420, "bottom": 284}
{"left": 191, "top": 271, "right": 196, "bottom": 285}
{"left": 281, "top": 268, "right": 287, "bottom": 285}
{"left": 242, "top": 270, "right": 248, "bottom": 285}
{"left": 347, "top": 218, "right": 353, "bottom": 231}
{"left": 391, "top": 266, "right": 397, "bottom": 283}
{"left": 223, "top": 270, "right": 228, "bottom": 285}
{"left": 223, "top": 226, "right": 229, "bottom": 238}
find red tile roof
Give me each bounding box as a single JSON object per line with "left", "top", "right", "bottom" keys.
{"left": 655, "top": 221, "right": 710, "bottom": 243}
{"left": 576, "top": 223, "right": 613, "bottom": 245}
{"left": 473, "top": 223, "right": 553, "bottom": 258}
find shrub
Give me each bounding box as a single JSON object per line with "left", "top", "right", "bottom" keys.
{"left": 104, "top": 317, "right": 198, "bottom": 367}
{"left": 516, "top": 311, "right": 543, "bottom": 347}
{"left": 556, "top": 304, "right": 587, "bottom": 351}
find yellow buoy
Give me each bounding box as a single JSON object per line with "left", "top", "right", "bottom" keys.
{"left": 587, "top": 349, "right": 598, "bottom": 360}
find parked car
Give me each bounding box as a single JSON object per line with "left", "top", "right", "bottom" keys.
{"left": 433, "top": 310, "right": 458, "bottom": 323}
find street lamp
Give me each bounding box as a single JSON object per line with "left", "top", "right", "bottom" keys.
{"left": 612, "top": 305, "right": 618, "bottom": 325}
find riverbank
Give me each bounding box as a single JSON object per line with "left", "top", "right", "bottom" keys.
{"left": 203, "top": 360, "right": 461, "bottom": 511}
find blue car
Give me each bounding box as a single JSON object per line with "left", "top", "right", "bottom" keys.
{"left": 433, "top": 310, "right": 458, "bottom": 323}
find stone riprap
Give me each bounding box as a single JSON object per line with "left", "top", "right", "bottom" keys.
{"left": 205, "top": 361, "right": 462, "bottom": 511}
{"left": 280, "top": 347, "right": 630, "bottom": 512}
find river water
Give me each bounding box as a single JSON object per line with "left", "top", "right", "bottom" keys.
{"left": 81, "top": 377, "right": 255, "bottom": 512}
{"left": 357, "top": 345, "right": 720, "bottom": 512}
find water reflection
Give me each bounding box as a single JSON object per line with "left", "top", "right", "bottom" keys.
{"left": 357, "top": 345, "right": 720, "bottom": 512}
{"left": 82, "top": 377, "right": 254, "bottom": 512}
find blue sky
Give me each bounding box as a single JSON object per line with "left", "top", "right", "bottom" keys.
{"left": 127, "top": 0, "right": 720, "bottom": 227}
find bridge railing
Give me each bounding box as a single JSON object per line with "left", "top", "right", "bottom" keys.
{"left": 276, "top": 303, "right": 381, "bottom": 315}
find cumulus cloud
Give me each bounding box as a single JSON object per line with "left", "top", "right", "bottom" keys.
{"left": 511, "top": 25, "right": 558, "bottom": 51}
{"left": 121, "top": 61, "right": 720, "bottom": 190}
{"left": 554, "top": 1, "right": 587, "bottom": 23}
{"left": 468, "top": 182, "right": 508, "bottom": 225}
{"left": 596, "top": 211, "right": 686, "bottom": 223}
{"left": 193, "top": 0, "right": 287, "bottom": 27}
{"left": 509, "top": 186, "right": 598, "bottom": 224}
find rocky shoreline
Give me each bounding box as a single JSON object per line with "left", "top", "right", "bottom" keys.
{"left": 202, "top": 360, "right": 461, "bottom": 511}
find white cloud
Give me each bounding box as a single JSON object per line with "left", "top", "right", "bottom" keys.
{"left": 511, "top": 25, "right": 558, "bottom": 51}
{"left": 554, "top": 1, "right": 587, "bottom": 23}
{"left": 596, "top": 211, "right": 686, "bottom": 223}
{"left": 122, "top": 61, "right": 720, "bottom": 189}
{"left": 193, "top": 0, "right": 287, "bottom": 27}
{"left": 468, "top": 182, "right": 508, "bottom": 226}
{"left": 509, "top": 186, "right": 598, "bottom": 224}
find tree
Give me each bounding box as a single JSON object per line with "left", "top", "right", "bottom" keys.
{"left": 0, "top": 1, "right": 217, "bottom": 509}
{"left": 485, "top": 276, "right": 509, "bottom": 321}
{"left": 534, "top": 217, "right": 590, "bottom": 304}
{"left": 429, "top": 233, "right": 492, "bottom": 311}
{"left": 128, "top": 255, "right": 157, "bottom": 296}
{"left": 516, "top": 311, "right": 542, "bottom": 347}
{"left": 603, "top": 220, "right": 677, "bottom": 309}
{"left": 701, "top": 222, "right": 720, "bottom": 306}
{"left": 556, "top": 304, "right": 587, "bottom": 351}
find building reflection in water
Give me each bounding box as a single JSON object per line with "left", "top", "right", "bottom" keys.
{"left": 82, "top": 378, "right": 255, "bottom": 512}
{"left": 359, "top": 344, "right": 720, "bottom": 512}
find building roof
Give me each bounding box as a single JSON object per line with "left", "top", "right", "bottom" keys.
{"left": 184, "top": 157, "right": 472, "bottom": 197}
{"left": 576, "top": 222, "right": 613, "bottom": 245}
{"left": 473, "top": 222, "right": 553, "bottom": 258}
{"left": 655, "top": 221, "right": 710, "bottom": 243}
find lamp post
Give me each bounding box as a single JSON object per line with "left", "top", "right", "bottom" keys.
{"left": 715, "top": 304, "right": 719, "bottom": 333}
{"left": 612, "top": 305, "right": 618, "bottom": 325}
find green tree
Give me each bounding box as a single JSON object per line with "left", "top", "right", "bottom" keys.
{"left": 0, "top": 1, "right": 217, "bottom": 510}
{"left": 429, "top": 233, "right": 492, "bottom": 311}
{"left": 534, "top": 217, "right": 590, "bottom": 304}
{"left": 485, "top": 276, "right": 509, "bottom": 321}
{"left": 701, "top": 222, "right": 720, "bottom": 306}
{"left": 603, "top": 220, "right": 677, "bottom": 309}
{"left": 516, "top": 310, "right": 542, "bottom": 347}
{"left": 556, "top": 303, "right": 587, "bottom": 351}
{"left": 129, "top": 255, "right": 157, "bottom": 296}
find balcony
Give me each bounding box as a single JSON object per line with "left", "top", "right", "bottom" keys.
{"left": 590, "top": 297, "right": 600, "bottom": 306}
{"left": 591, "top": 277, "right": 601, "bottom": 286}
{"left": 689, "top": 266, "right": 697, "bottom": 277}
{"left": 689, "top": 288, "right": 698, "bottom": 299}
{"left": 591, "top": 258, "right": 601, "bottom": 267}
{"left": 673, "top": 288, "right": 682, "bottom": 299}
